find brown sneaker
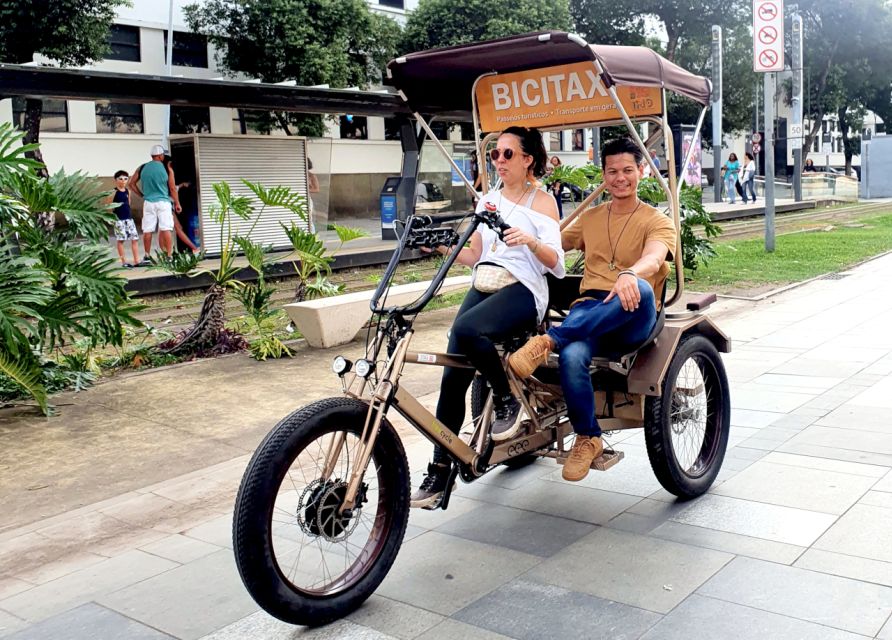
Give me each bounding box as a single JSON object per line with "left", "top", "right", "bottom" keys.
{"left": 562, "top": 436, "right": 604, "bottom": 482}
{"left": 508, "top": 335, "right": 553, "bottom": 379}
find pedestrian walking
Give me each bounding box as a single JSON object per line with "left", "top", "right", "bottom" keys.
{"left": 721, "top": 153, "right": 740, "bottom": 204}
{"left": 740, "top": 152, "right": 757, "bottom": 204}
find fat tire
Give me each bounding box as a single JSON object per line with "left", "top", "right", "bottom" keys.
{"left": 233, "top": 397, "right": 410, "bottom": 626}
{"left": 644, "top": 334, "right": 730, "bottom": 498}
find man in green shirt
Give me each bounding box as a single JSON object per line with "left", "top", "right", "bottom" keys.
{"left": 129, "top": 145, "right": 182, "bottom": 257}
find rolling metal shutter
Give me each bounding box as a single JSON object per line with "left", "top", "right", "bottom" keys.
{"left": 196, "top": 136, "right": 309, "bottom": 254}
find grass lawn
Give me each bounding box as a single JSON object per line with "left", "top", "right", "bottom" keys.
{"left": 686, "top": 213, "right": 892, "bottom": 293}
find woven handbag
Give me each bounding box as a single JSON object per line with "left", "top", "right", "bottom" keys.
{"left": 472, "top": 262, "right": 518, "bottom": 293}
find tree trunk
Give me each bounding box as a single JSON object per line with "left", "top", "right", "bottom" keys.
{"left": 837, "top": 106, "right": 854, "bottom": 176}
{"left": 22, "top": 99, "right": 54, "bottom": 231}
{"left": 163, "top": 284, "right": 227, "bottom": 354}
{"left": 275, "top": 112, "right": 293, "bottom": 136}
{"left": 293, "top": 278, "right": 308, "bottom": 303}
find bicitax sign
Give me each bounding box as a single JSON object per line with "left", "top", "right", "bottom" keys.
{"left": 475, "top": 61, "right": 663, "bottom": 132}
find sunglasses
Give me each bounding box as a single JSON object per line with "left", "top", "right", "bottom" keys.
{"left": 490, "top": 148, "right": 526, "bottom": 162}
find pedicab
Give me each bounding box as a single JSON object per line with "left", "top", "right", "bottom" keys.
{"left": 233, "top": 31, "right": 731, "bottom": 626}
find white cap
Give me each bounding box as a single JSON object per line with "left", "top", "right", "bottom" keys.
{"left": 150, "top": 144, "right": 166, "bottom": 156}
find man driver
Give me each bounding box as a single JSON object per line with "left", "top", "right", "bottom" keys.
{"left": 508, "top": 137, "right": 676, "bottom": 482}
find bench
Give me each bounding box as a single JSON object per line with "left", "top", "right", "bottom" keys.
{"left": 284, "top": 276, "right": 472, "bottom": 348}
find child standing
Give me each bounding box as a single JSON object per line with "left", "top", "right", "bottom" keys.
{"left": 111, "top": 170, "right": 141, "bottom": 267}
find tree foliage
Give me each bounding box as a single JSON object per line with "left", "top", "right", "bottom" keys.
{"left": 0, "top": 0, "right": 127, "bottom": 167}
{"left": 0, "top": 124, "right": 142, "bottom": 414}
{"left": 185, "top": 0, "right": 401, "bottom": 136}
{"left": 400, "top": 0, "right": 572, "bottom": 53}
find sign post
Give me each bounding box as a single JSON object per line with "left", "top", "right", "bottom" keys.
{"left": 711, "top": 26, "right": 723, "bottom": 204}
{"left": 791, "top": 13, "right": 804, "bottom": 201}
{"left": 753, "top": 0, "right": 783, "bottom": 253}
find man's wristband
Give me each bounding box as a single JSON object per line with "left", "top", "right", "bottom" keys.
{"left": 618, "top": 269, "right": 637, "bottom": 279}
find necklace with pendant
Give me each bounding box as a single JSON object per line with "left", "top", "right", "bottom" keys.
{"left": 606, "top": 198, "right": 642, "bottom": 271}
{"left": 490, "top": 186, "right": 530, "bottom": 252}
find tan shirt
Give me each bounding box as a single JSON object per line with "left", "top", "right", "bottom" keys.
{"left": 562, "top": 201, "right": 676, "bottom": 306}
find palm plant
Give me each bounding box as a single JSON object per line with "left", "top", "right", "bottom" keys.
{"left": 0, "top": 123, "right": 142, "bottom": 414}
{"left": 281, "top": 221, "right": 368, "bottom": 302}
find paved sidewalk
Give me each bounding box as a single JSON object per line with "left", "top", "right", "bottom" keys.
{"left": 4, "top": 254, "right": 892, "bottom": 638}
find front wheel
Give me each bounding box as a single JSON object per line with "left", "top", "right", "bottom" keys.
{"left": 233, "top": 397, "right": 410, "bottom": 626}
{"left": 644, "top": 334, "right": 730, "bottom": 498}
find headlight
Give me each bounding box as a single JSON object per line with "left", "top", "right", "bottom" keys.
{"left": 332, "top": 356, "right": 352, "bottom": 375}
{"left": 354, "top": 358, "right": 375, "bottom": 378}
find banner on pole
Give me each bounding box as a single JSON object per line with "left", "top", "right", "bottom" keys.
{"left": 753, "top": 0, "right": 784, "bottom": 72}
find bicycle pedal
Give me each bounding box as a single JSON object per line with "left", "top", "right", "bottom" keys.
{"left": 555, "top": 449, "right": 623, "bottom": 471}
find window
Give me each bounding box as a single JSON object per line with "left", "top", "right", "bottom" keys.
{"left": 11, "top": 98, "right": 68, "bottom": 132}
{"left": 170, "top": 106, "right": 211, "bottom": 134}
{"left": 458, "top": 122, "right": 475, "bottom": 141}
{"left": 107, "top": 24, "right": 140, "bottom": 62}
{"left": 163, "top": 31, "right": 209, "bottom": 68}
{"left": 427, "top": 121, "right": 449, "bottom": 140}
{"left": 378, "top": 0, "right": 405, "bottom": 8}
{"left": 572, "top": 129, "right": 585, "bottom": 151}
{"left": 384, "top": 118, "right": 402, "bottom": 141}
{"left": 339, "top": 115, "right": 368, "bottom": 139}
{"left": 96, "top": 101, "right": 144, "bottom": 133}
{"left": 549, "top": 132, "right": 564, "bottom": 152}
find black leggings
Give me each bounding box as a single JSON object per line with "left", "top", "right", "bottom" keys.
{"left": 432, "top": 282, "right": 537, "bottom": 462}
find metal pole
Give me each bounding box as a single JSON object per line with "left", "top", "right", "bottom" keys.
{"left": 791, "top": 13, "right": 803, "bottom": 201}
{"left": 162, "top": 0, "right": 174, "bottom": 149}
{"left": 764, "top": 72, "right": 776, "bottom": 252}
{"left": 711, "top": 26, "right": 723, "bottom": 203}
{"left": 591, "top": 127, "right": 600, "bottom": 165}
{"left": 754, "top": 82, "right": 761, "bottom": 175}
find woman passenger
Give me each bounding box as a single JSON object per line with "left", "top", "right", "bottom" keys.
{"left": 411, "top": 126, "right": 565, "bottom": 509}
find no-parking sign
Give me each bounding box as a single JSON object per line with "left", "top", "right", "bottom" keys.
{"left": 753, "top": 0, "right": 784, "bottom": 72}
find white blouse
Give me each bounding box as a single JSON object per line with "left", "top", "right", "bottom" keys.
{"left": 474, "top": 189, "right": 565, "bottom": 322}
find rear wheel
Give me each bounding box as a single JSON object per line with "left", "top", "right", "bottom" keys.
{"left": 233, "top": 397, "right": 410, "bottom": 626}
{"left": 644, "top": 334, "right": 730, "bottom": 498}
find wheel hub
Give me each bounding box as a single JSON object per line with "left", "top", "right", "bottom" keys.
{"left": 297, "top": 478, "right": 368, "bottom": 542}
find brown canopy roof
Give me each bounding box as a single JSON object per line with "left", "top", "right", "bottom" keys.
{"left": 386, "top": 31, "right": 711, "bottom": 117}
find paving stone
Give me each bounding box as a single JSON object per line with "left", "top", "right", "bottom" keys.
{"left": 139, "top": 533, "right": 222, "bottom": 564}
{"left": 734, "top": 437, "right": 781, "bottom": 451}
{"left": 818, "top": 406, "right": 892, "bottom": 434}
{"left": 770, "top": 359, "right": 866, "bottom": 378}
{"left": 0, "top": 580, "right": 31, "bottom": 602}
{"left": 639, "top": 594, "right": 867, "bottom": 640}
{"left": 603, "top": 513, "right": 664, "bottom": 535}
{"left": 528, "top": 527, "right": 732, "bottom": 614}
{"left": 345, "top": 595, "right": 444, "bottom": 640}
{"left": 779, "top": 440, "right": 892, "bottom": 467}
{"left": 768, "top": 413, "right": 818, "bottom": 429}
{"left": 785, "top": 424, "right": 892, "bottom": 457}
{"left": 649, "top": 521, "right": 805, "bottom": 564}
{"left": 813, "top": 504, "right": 892, "bottom": 563}
{"left": 0, "top": 550, "right": 177, "bottom": 623}
{"left": 415, "top": 619, "right": 512, "bottom": 640}
{"left": 849, "top": 376, "right": 892, "bottom": 409}
{"left": 874, "top": 471, "right": 892, "bottom": 493}
{"left": 98, "top": 549, "right": 256, "bottom": 640}
{"left": 408, "top": 496, "right": 483, "bottom": 531}
{"left": 376, "top": 531, "right": 540, "bottom": 616}
{"left": 669, "top": 494, "right": 836, "bottom": 546}
{"left": 473, "top": 461, "right": 554, "bottom": 490}
{"left": 761, "top": 451, "right": 888, "bottom": 478}
{"left": 724, "top": 446, "right": 769, "bottom": 463}
{"left": 199, "top": 611, "right": 399, "bottom": 639}
{"left": 183, "top": 514, "right": 234, "bottom": 549}
{"left": 860, "top": 491, "right": 892, "bottom": 509}
{"left": 471, "top": 478, "right": 641, "bottom": 526}
{"left": 454, "top": 578, "right": 661, "bottom": 640}
{"left": 728, "top": 409, "right": 787, "bottom": 428}
{"left": 730, "top": 387, "right": 814, "bottom": 413}
{"left": 795, "top": 548, "right": 892, "bottom": 588}
{"left": 752, "top": 373, "right": 844, "bottom": 391}
{"left": 12, "top": 551, "right": 108, "bottom": 585}
{"left": 434, "top": 504, "right": 594, "bottom": 558}
{"left": 3, "top": 602, "right": 174, "bottom": 640}
{"left": 540, "top": 449, "right": 663, "bottom": 498}
{"left": 0, "top": 610, "right": 25, "bottom": 638}
{"left": 699, "top": 556, "right": 892, "bottom": 636}
{"left": 711, "top": 460, "right": 875, "bottom": 515}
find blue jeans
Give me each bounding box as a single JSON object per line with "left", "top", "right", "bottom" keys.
{"left": 724, "top": 176, "right": 737, "bottom": 203}
{"left": 547, "top": 279, "right": 657, "bottom": 437}
{"left": 742, "top": 176, "right": 756, "bottom": 203}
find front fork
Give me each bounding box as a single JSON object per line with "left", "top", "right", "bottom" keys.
{"left": 327, "top": 331, "right": 413, "bottom": 514}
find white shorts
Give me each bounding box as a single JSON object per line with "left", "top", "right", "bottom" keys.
{"left": 142, "top": 200, "right": 174, "bottom": 233}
